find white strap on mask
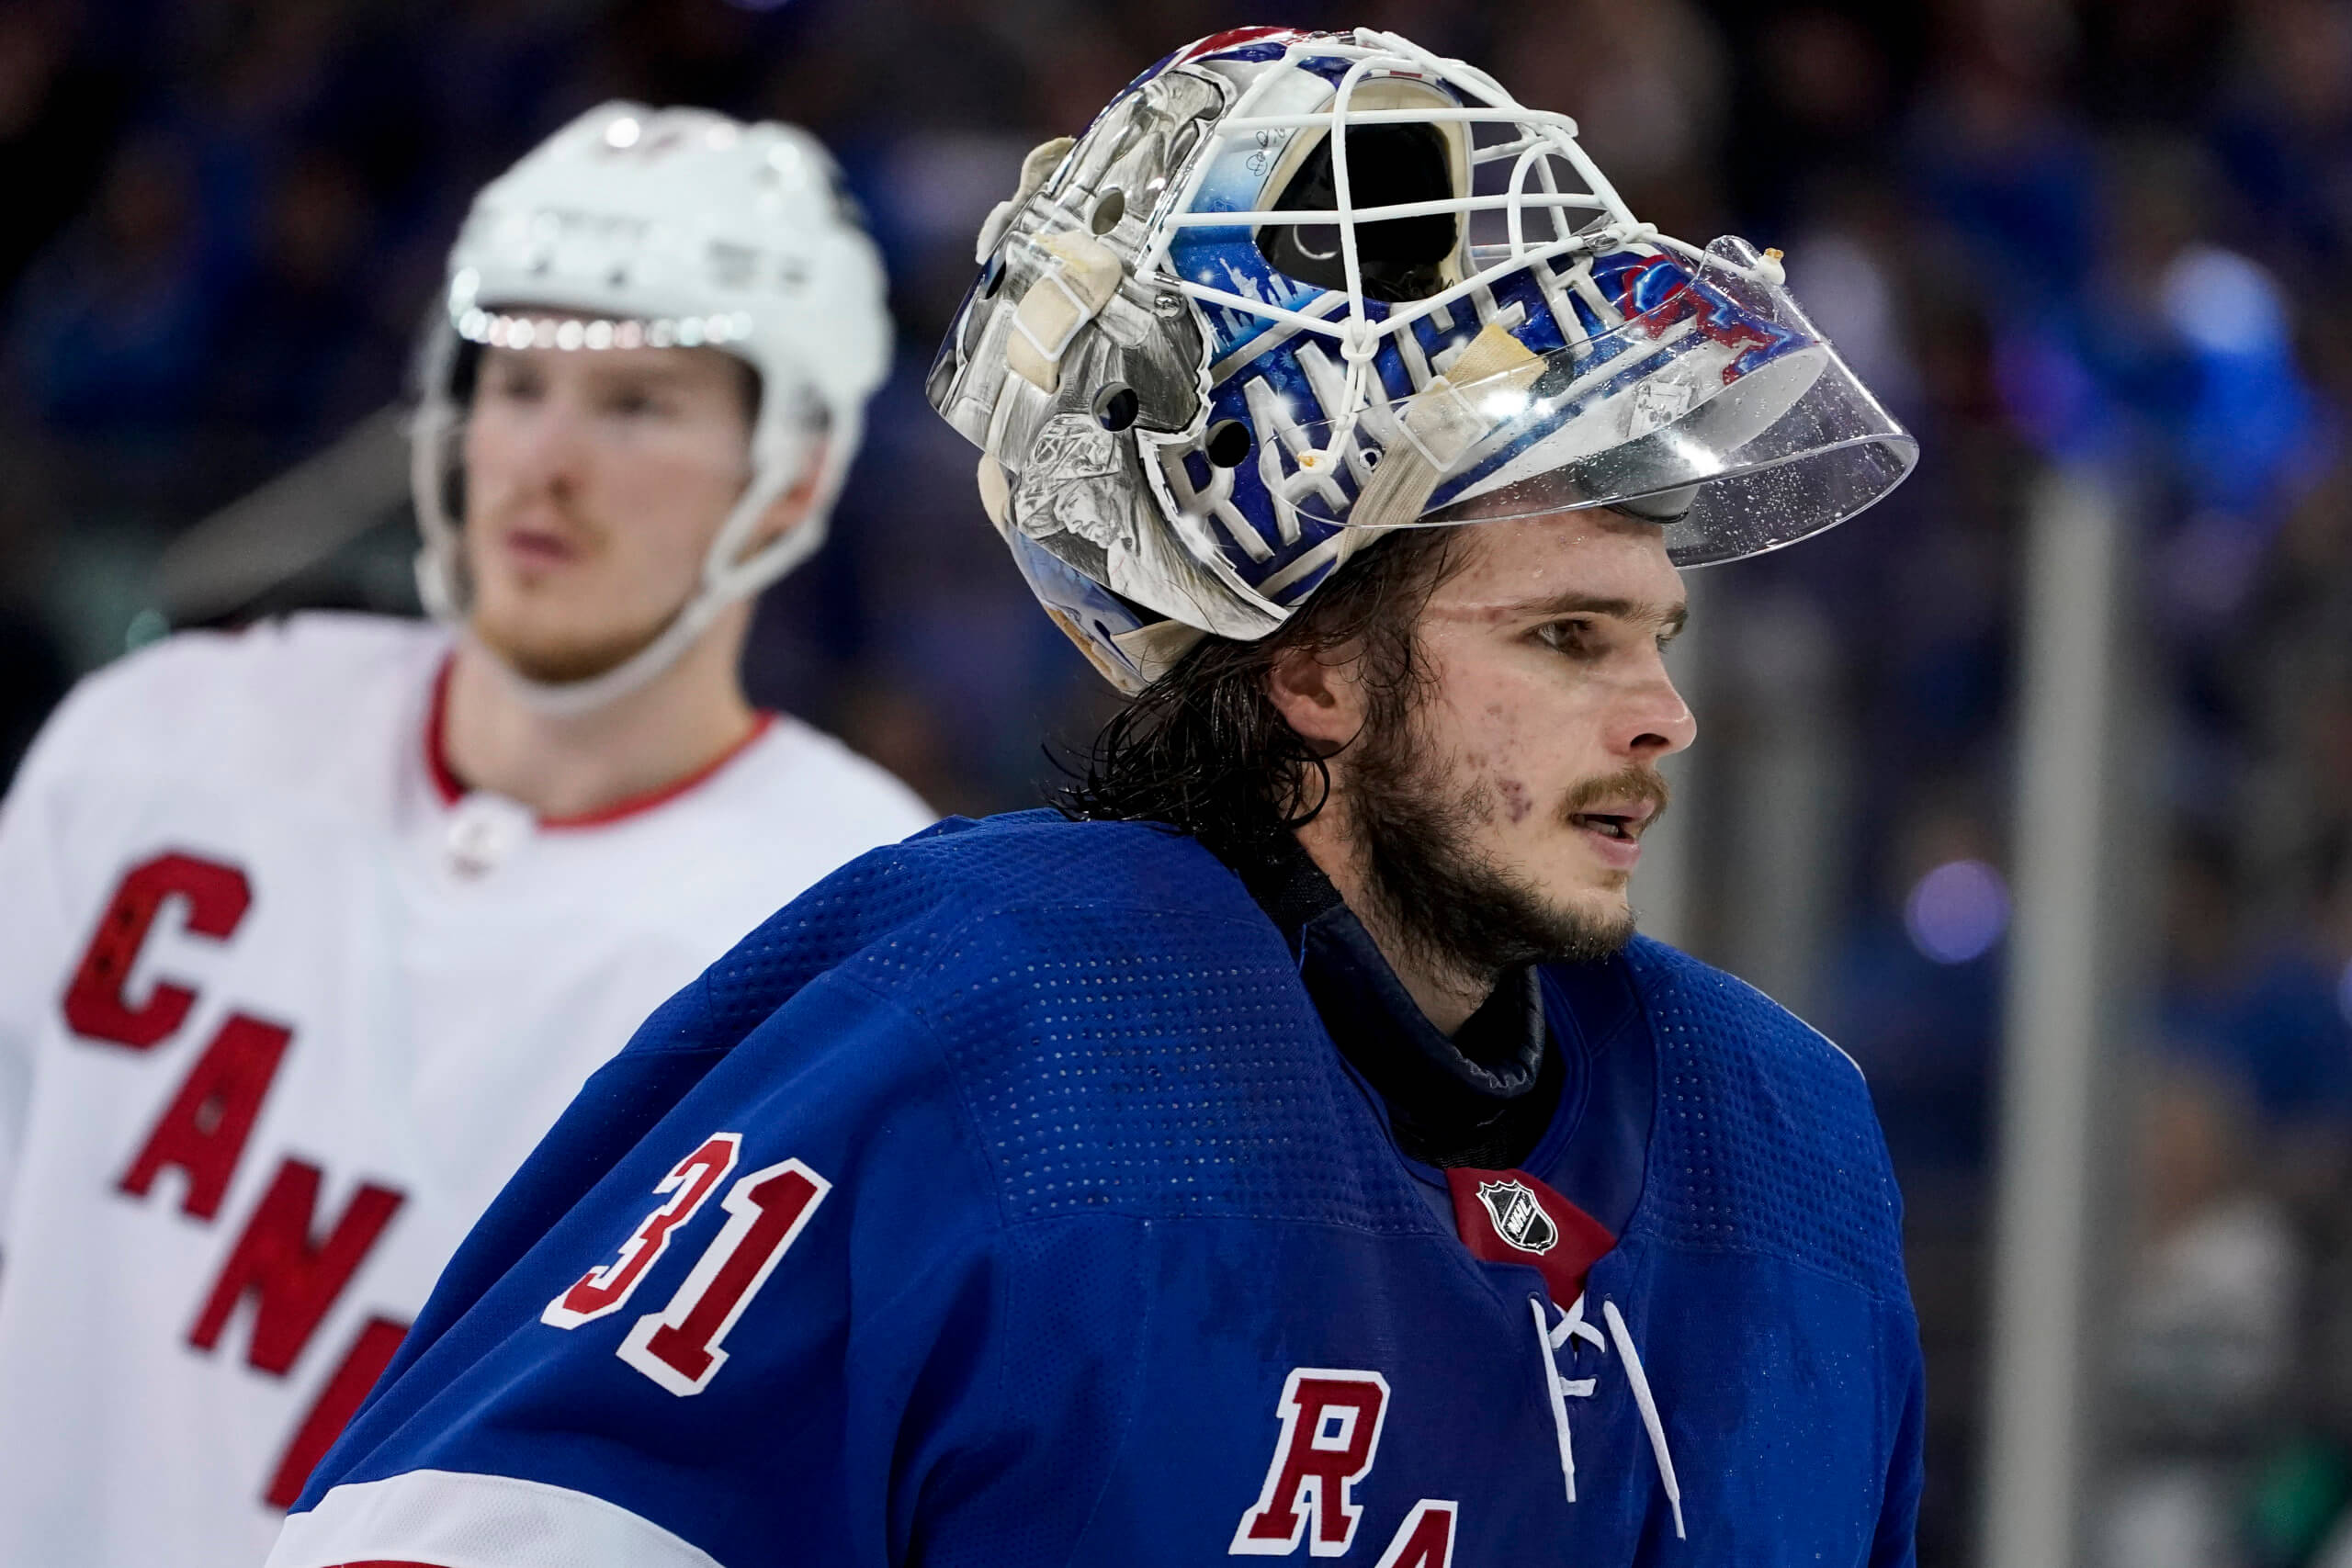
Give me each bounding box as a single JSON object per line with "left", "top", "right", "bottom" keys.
{"left": 1005, "top": 231, "right": 1125, "bottom": 393}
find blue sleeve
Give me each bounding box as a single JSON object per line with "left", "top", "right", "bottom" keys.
{"left": 277, "top": 944, "right": 1157, "bottom": 1568}
{"left": 1870, "top": 1303, "right": 1927, "bottom": 1568}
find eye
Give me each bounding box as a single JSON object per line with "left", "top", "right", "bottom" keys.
{"left": 604, "top": 384, "right": 672, "bottom": 419}
{"left": 1534, "top": 619, "right": 1600, "bottom": 660}
{"left": 483, "top": 360, "right": 544, "bottom": 402}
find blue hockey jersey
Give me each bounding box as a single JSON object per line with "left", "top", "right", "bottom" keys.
{"left": 269, "top": 812, "right": 1923, "bottom": 1568}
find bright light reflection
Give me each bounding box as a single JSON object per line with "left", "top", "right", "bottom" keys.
{"left": 1904, "top": 859, "right": 2009, "bottom": 964}
{"left": 457, "top": 311, "right": 749, "bottom": 351}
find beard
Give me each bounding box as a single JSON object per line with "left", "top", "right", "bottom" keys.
{"left": 461, "top": 525, "right": 674, "bottom": 685}
{"left": 469, "top": 603, "right": 666, "bottom": 684}
{"left": 1341, "top": 715, "right": 1666, "bottom": 985}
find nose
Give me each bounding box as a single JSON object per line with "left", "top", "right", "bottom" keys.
{"left": 509, "top": 389, "right": 594, "bottom": 484}
{"left": 1619, "top": 659, "right": 1697, "bottom": 762}
{"left": 467, "top": 378, "right": 594, "bottom": 508}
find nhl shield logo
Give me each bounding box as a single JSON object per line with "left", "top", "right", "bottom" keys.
{"left": 1476, "top": 1179, "right": 1559, "bottom": 1256}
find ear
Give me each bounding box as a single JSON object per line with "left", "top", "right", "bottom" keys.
{"left": 1264, "top": 637, "right": 1368, "bottom": 753}
{"left": 741, "top": 436, "right": 831, "bottom": 557}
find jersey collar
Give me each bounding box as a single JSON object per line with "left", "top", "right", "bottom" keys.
{"left": 1216, "top": 828, "right": 1558, "bottom": 1168}
{"left": 423, "top": 653, "right": 778, "bottom": 831}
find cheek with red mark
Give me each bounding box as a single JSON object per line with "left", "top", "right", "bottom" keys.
{"left": 1496, "top": 778, "right": 1532, "bottom": 824}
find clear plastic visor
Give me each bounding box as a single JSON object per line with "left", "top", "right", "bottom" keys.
{"left": 1283, "top": 238, "right": 1918, "bottom": 565}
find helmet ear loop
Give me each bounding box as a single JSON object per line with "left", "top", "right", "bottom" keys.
{"left": 408, "top": 397, "right": 470, "bottom": 624}
{"left": 698, "top": 400, "right": 835, "bottom": 612}
{"left": 408, "top": 322, "right": 490, "bottom": 626}
{"left": 703, "top": 421, "right": 813, "bottom": 595}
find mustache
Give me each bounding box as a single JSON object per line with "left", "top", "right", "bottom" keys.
{"left": 1558, "top": 764, "right": 1671, "bottom": 827}
{"left": 477, "top": 486, "right": 602, "bottom": 544}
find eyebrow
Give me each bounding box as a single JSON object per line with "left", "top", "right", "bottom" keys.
{"left": 1522, "top": 592, "right": 1690, "bottom": 637}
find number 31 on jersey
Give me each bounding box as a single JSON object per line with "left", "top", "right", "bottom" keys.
{"left": 541, "top": 1132, "right": 828, "bottom": 1396}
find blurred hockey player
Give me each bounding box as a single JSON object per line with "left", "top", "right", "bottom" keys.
{"left": 277, "top": 29, "right": 1925, "bottom": 1568}
{"left": 0, "top": 104, "right": 931, "bottom": 1566}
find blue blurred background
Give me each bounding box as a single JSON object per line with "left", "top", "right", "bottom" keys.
{"left": 4, "top": 1, "right": 2351, "bottom": 1562}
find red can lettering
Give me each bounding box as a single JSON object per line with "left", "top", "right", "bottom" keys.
{"left": 62, "top": 852, "right": 252, "bottom": 1049}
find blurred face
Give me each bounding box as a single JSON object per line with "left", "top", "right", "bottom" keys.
{"left": 1318, "top": 511, "right": 1695, "bottom": 973}
{"left": 460, "top": 335, "right": 758, "bottom": 683}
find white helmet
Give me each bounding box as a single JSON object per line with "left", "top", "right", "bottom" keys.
{"left": 413, "top": 101, "right": 891, "bottom": 714}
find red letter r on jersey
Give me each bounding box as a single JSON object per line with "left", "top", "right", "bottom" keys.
{"left": 1230, "top": 1368, "right": 1391, "bottom": 1557}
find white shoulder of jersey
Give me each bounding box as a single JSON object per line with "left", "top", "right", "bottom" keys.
{"left": 11, "top": 606, "right": 933, "bottom": 917}
{"left": 579, "top": 713, "right": 935, "bottom": 922}
{"left": 18, "top": 612, "right": 447, "bottom": 807}
{"left": 725, "top": 715, "right": 936, "bottom": 850}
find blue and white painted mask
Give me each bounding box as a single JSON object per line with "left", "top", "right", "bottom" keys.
{"left": 930, "top": 27, "right": 1917, "bottom": 692}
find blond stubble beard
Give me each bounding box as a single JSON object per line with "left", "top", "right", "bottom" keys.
{"left": 471, "top": 619, "right": 662, "bottom": 684}
{"left": 465, "top": 572, "right": 677, "bottom": 685}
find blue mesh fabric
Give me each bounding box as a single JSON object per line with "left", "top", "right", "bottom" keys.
{"left": 672, "top": 812, "right": 1436, "bottom": 1234}
{"left": 1620, "top": 937, "right": 1907, "bottom": 1299}
{"left": 660, "top": 814, "right": 1905, "bottom": 1258}
{"left": 689, "top": 852, "right": 968, "bottom": 1044}
{"left": 673, "top": 815, "right": 1135, "bottom": 1046}
{"left": 913, "top": 903, "right": 1431, "bottom": 1230}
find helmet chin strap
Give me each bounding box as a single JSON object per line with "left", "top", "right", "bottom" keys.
{"left": 469, "top": 577, "right": 736, "bottom": 719}
{"left": 432, "top": 439, "right": 815, "bottom": 721}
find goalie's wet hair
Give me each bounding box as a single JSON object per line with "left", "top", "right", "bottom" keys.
{"left": 1055, "top": 526, "right": 1462, "bottom": 858}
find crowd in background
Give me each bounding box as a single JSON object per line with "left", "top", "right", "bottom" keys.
{"left": 4, "top": 0, "right": 2352, "bottom": 1562}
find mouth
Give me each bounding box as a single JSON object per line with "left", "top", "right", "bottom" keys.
{"left": 500, "top": 525, "right": 582, "bottom": 569}
{"left": 1554, "top": 768, "right": 1670, "bottom": 874}
{"left": 1566, "top": 801, "right": 1657, "bottom": 841}
{"left": 1565, "top": 797, "right": 1657, "bottom": 873}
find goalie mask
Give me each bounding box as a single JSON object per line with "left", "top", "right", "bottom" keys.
{"left": 928, "top": 27, "right": 1917, "bottom": 693}
{"left": 414, "top": 102, "right": 890, "bottom": 715}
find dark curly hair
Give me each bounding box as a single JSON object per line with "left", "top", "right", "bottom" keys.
{"left": 1055, "top": 526, "right": 1464, "bottom": 858}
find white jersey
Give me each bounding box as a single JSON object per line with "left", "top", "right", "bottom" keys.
{"left": 0, "top": 613, "right": 933, "bottom": 1567}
